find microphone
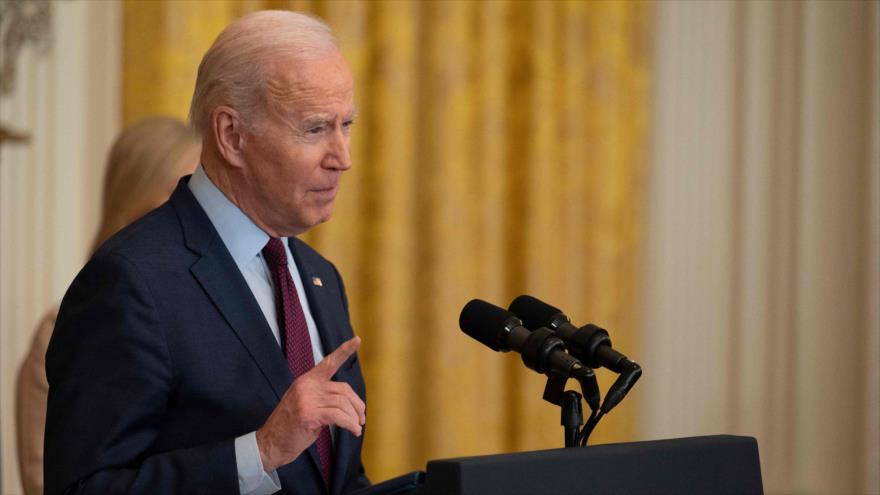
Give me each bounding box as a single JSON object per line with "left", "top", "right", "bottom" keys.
{"left": 509, "top": 295, "right": 641, "bottom": 413}
{"left": 509, "top": 295, "right": 636, "bottom": 372}
{"left": 459, "top": 299, "right": 595, "bottom": 384}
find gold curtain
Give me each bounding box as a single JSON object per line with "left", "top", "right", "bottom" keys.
{"left": 123, "top": 0, "right": 651, "bottom": 481}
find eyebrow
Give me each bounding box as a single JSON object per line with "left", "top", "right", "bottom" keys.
{"left": 300, "top": 110, "right": 358, "bottom": 128}
{"left": 301, "top": 116, "right": 333, "bottom": 128}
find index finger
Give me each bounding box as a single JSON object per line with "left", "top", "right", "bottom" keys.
{"left": 313, "top": 336, "right": 361, "bottom": 380}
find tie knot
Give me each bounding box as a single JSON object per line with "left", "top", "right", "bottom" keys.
{"left": 262, "top": 238, "right": 288, "bottom": 267}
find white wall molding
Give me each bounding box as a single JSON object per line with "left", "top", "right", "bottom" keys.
{"left": 0, "top": 2, "right": 120, "bottom": 492}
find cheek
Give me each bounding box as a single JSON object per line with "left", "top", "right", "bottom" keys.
{"left": 270, "top": 168, "right": 309, "bottom": 207}
{"left": 283, "top": 152, "right": 322, "bottom": 185}
{"left": 251, "top": 140, "right": 322, "bottom": 199}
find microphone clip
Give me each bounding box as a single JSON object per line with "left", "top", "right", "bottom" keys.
{"left": 542, "top": 364, "right": 601, "bottom": 448}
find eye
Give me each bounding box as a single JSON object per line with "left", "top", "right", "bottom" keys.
{"left": 307, "top": 125, "right": 325, "bottom": 135}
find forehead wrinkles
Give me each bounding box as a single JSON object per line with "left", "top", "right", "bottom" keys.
{"left": 263, "top": 55, "right": 353, "bottom": 125}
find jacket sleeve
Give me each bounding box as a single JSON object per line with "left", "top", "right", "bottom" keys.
{"left": 44, "top": 252, "right": 238, "bottom": 495}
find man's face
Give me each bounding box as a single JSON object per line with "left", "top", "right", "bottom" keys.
{"left": 239, "top": 48, "right": 355, "bottom": 236}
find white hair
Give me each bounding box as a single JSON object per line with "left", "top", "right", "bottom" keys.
{"left": 188, "top": 10, "right": 338, "bottom": 136}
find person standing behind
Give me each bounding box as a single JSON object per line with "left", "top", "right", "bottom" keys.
{"left": 14, "top": 116, "right": 200, "bottom": 495}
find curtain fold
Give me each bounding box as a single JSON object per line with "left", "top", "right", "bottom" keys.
{"left": 645, "top": 2, "right": 878, "bottom": 493}
{"left": 123, "top": 0, "right": 651, "bottom": 480}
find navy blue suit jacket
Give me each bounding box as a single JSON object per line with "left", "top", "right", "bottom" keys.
{"left": 45, "top": 179, "right": 369, "bottom": 495}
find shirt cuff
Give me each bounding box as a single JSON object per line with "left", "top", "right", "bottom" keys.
{"left": 235, "top": 431, "right": 281, "bottom": 495}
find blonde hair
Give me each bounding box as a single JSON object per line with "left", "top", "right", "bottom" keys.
{"left": 188, "top": 10, "right": 338, "bottom": 136}
{"left": 92, "top": 117, "right": 200, "bottom": 252}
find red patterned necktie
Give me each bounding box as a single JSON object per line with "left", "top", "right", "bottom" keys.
{"left": 262, "top": 237, "right": 333, "bottom": 489}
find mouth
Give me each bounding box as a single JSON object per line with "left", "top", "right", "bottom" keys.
{"left": 311, "top": 185, "right": 339, "bottom": 201}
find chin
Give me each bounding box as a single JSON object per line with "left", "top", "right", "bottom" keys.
{"left": 293, "top": 211, "right": 334, "bottom": 234}
{"left": 315, "top": 206, "right": 335, "bottom": 224}
{"left": 313, "top": 214, "right": 333, "bottom": 227}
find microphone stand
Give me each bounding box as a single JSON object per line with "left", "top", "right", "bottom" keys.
{"left": 542, "top": 366, "right": 600, "bottom": 448}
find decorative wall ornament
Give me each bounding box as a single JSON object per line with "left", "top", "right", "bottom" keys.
{"left": 0, "top": 0, "right": 53, "bottom": 147}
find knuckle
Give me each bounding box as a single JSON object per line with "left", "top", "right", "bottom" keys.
{"left": 305, "top": 417, "right": 322, "bottom": 431}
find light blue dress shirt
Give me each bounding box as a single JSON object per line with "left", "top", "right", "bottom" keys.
{"left": 188, "top": 165, "right": 328, "bottom": 495}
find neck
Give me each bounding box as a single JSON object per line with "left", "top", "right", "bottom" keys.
{"left": 200, "top": 156, "right": 286, "bottom": 238}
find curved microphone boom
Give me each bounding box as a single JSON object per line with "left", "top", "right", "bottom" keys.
{"left": 509, "top": 295, "right": 642, "bottom": 413}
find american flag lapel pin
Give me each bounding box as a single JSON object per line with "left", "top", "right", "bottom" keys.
{"left": 312, "top": 276, "right": 323, "bottom": 287}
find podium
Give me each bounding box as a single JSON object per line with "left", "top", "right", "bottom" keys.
{"left": 417, "top": 435, "right": 762, "bottom": 495}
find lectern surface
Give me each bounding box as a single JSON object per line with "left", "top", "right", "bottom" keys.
{"left": 419, "top": 435, "right": 762, "bottom": 495}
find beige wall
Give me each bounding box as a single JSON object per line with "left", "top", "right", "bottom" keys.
{"left": 644, "top": 1, "right": 879, "bottom": 493}
{"left": 0, "top": 2, "right": 120, "bottom": 492}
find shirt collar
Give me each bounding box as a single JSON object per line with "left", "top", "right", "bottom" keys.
{"left": 188, "top": 164, "right": 277, "bottom": 268}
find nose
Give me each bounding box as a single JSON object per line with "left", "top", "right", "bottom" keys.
{"left": 324, "top": 127, "right": 352, "bottom": 171}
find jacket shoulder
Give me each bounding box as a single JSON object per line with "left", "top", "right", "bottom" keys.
{"left": 94, "top": 203, "right": 188, "bottom": 263}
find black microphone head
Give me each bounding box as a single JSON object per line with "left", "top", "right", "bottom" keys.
{"left": 460, "top": 299, "right": 520, "bottom": 352}
{"left": 509, "top": 294, "right": 565, "bottom": 329}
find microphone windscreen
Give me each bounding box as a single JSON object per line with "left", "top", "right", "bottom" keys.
{"left": 509, "top": 295, "right": 562, "bottom": 329}
{"left": 459, "top": 299, "right": 512, "bottom": 351}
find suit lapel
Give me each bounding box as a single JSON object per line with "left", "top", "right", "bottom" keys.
{"left": 289, "top": 240, "right": 345, "bottom": 356}
{"left": 190, "top": 255, "right": 293, "bottom": 400}
{"left": 171, "top": 181, "right": 292, "bottom": 401}
{"left": 288, "top": 239, "right": 356, "bottom": 495}
{"left": 288, "top": 238, "right": 343, "bottom": 491}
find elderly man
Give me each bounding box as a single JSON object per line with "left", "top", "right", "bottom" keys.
{"left": 45, "top": 11, "right": 368, "bottom": 495}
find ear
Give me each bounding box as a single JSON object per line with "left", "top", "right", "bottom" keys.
{"left": 212, "top": 106, "right": 247, "bottom": 168}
